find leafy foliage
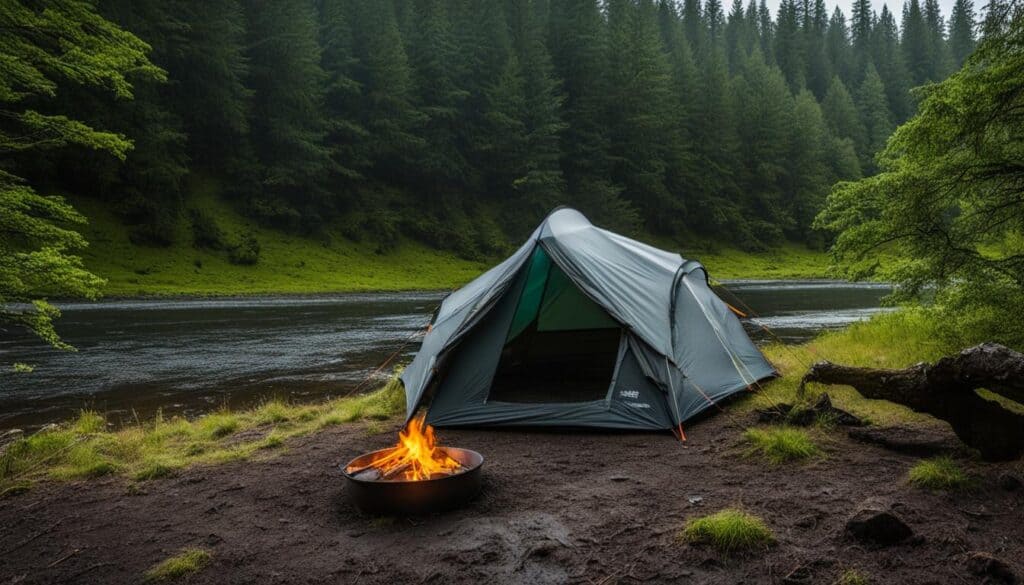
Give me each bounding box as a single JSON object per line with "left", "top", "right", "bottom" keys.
{"left": 0, "top": 0, "right": 160, "bottom": 351}
{"left": 816, "top": 5, "right": 1024, "bottom": 345}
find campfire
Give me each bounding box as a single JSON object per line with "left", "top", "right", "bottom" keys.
{"left": 346, "top": 415, "right": 464, "bottom": 481}
{"left": 341, "top": 415, "right": 484, "bottom": 515}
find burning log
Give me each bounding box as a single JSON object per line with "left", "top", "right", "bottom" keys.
{"left": 344, "top": 415, "right": 465, "bottom": 482}
{"left": 799, "top": 343, "right": 1024, "bottom": 461}
{"left": 340, "top": 415, "right": 484, "bottom": 515}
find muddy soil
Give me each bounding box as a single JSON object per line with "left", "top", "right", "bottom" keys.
{"left": 1, "top": 415, "right": 1021, "bottom": 584}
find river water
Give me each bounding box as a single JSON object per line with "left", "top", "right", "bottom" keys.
{"left": 0, "top": 281, "right": 891, "bottom": 429}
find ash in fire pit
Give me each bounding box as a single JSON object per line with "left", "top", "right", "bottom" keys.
{"left": 341, "top": 415, "right": 483, "bottom": 515}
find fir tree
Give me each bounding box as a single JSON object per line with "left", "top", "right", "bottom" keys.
{"left": 243, "top": 0, "right": 333, "bottom": 226}
{"left": 949, "top": 0, "right": 977, "bottom": 65}
{"left": 855, "top": 62, "right": 893, "bottom": 174}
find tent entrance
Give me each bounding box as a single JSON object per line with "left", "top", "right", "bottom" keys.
{"left": 487, "top": 246, "right": 621, "bottom": 404}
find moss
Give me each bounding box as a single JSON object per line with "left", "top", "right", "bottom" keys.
{"left": 144, "top": 548, "right": 211, "bottom": 582}
{"left": 743, "top": 427, "right": 820, "bottom": 464}
{"left": 908, "top": 457, "right": 971, "bottom": 490}
{"left": 681, "top": 508, "right": 774, "bottom": 553}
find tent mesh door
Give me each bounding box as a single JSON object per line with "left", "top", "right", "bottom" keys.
{"left": 488, "top": 246, "right": 621, "bottom": 404}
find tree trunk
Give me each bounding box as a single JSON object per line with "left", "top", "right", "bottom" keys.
{"left": 799, "top": 343, "right": 1024, "bottom": 461}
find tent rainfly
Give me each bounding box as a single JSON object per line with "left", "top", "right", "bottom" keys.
{"left": 401, "top": 208, "right": 776, "bottom": 432}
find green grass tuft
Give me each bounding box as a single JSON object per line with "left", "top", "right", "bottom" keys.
{"left": 908, "top": 457, "right": 971, "bottom": 490}
{"left": 743, "top": 426, "right": 820, "bottom": 464}
{"left": 144, "top": 548, "right": 211, "bottom": 582}
{"left": 836, "top": 569, "right": 871, "bottom": 585}
{"left": 681, "top": 508, "right": 774, "bottom": 553}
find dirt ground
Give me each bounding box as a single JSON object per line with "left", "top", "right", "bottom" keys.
{"left": 1, "top": 414, "right": 1021, "bottom": 584}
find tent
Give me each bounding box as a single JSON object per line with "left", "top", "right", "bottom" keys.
{"left": 401, "top": 208, "right": 776, "bottom": 432}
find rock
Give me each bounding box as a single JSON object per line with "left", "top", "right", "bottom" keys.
{"left": 845, "top": 501, "right": 914, "bottom": 546}
{"left": 997, "top": 472, "right": 1022, "bottom": 492}
{"left": 781, "top": 565, "right": 813, "bottom": 584}
{"left": 966, "top": 552, "right": 1017, "bottom": 584}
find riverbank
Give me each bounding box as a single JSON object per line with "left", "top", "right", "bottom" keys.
{"left": 1, "top": 311, "right": 1021, "bottom": 584}
{"left": 70, "top": 192, "right": 831, "bottom": 297}
{"left": 0, "top": 310, "right": 956, "bottom": 496}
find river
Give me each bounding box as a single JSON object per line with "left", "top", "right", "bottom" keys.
{"left": 0, "top": 281, "right": 891, "bottom": 430}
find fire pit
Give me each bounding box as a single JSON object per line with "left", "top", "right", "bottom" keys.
{"left": 341, "top": 416, "right": 483, "bottom": 515}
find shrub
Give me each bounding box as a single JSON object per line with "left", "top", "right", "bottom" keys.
{"left": 908, "top": 457, "right": 970, "bottom": 490}
{"left": 681, "top": 509, "right": 774, "bottom": 553}
{"left": 743, "top": 427, "right": 820, "bottom": 464}
{"left": 188, "top": 209, "right": 226, "bottom": 250}
{"left": 228, "top": 232, "right": 260, "bottom": 265}
{"left": 144, "top": 548, "right": 211, "bottom": 582}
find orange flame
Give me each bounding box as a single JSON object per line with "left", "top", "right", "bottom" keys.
{"left": 349, "top": 415, "right": 462, "bottom": 481}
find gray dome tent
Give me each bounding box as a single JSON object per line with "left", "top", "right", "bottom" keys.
{"left": 401, "top": 208, "right": 776, "bottom": 432}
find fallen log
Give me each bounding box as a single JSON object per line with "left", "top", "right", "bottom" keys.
{"left": 799, "top": 342, "right": 1024, "bottom": 461}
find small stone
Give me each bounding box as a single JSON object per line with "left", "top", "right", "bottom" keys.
{"left": 687, "top": 495, "right": 703, "bottom": 505}
{"left": 794, "top": 514, "right": 817, "bottom": 528}
{"left": 609, "top": 475, "right": 630, "bottom": 482}
{"left": 966, "top": 552, "right": 1017, "bottom": 584}
{"left": 782, "top": 565, "right": 813, "bottom": 584}
{"left": 997, "top": 472, "right": 1022, "bottom": 492}
{"left": 845, "top": 501, "right": 914, "bottom": 546}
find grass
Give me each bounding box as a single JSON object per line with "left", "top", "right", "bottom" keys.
{"left": 144, "top": 548, "right": 211, "bottom": 582}
{"left": 68, "top": 178, "right": 489, "bottom": 296}
{"left": 680, "top": 508, "right": 774, "bottom": 553}
{"left": 745, "top": 309, "right": 950, "bottom": 428}
{"left": 0, "top": 373, "right": 405, "bottom": 495}
{"left": 836, "top": 569, "right": 871, "bottom": 585}
{"left": 64, "top": 176, "right": 834, "bottom": 298}
{"left": 742, "top": 426, "right": 820, "bottom": 464}
{"left": 908, "top": 456, "right": 971, "bottom": 490}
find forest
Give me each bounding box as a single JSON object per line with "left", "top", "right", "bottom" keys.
{"left": 4, "top": 0, "right": 982, "bottom": 260}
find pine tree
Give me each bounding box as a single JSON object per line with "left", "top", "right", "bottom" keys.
{"left": 785, "top": 89, "right": 832, "bottom": 240}
{"left": 170, "top": 1, "right": 251, "bottom": 171}
{"left": 605, "top": 0, "right": 684, "bottom": 233}
{"left": 872, "top": 6, "right": 913, "bottom": 122}
{"left": 320, "top": 0, "right": 369, "bottom": 186}
{"left": 349, "top": 0, "right": 425, "bottom": 176}
{"left": 803, "top": 0, "right": 831, "bottom": 98}
{"left": 757, "top": 0, "right": 775, "bottom": 64}
{"left": 243, "top": 0, "right": 333, "bottom": 226}
{"left": 549, "top": 0, "right": 636, "bottom": 231}
{"left": 821, "top": 76, "right": 866, "bottom": 157}
{"left": 924, "top": 0, "right": 954, "bottom": 79}
{"left": 850, "top": 0, "right": 874, "bottom": 79}
{"left": 825, "top": 7, "right": 853, "bottom": 86}
{"left": 505, "top": 0, "right": 567, "bottom": 222}
{"left": 774, "top": 0, "right": 806, "bottom": 91}
{"left": 407, "top": 0, "right": 469, "bottom": 189}
{"left": 902, "top": 0, "right": 933, "bottom": 86}
{"left": 733, "top": 50, "right": 795, "bottom": 244}
{"left": 949, "top": 0, "right": 977, "bottom": 65}
{"left": 855, "top": 62, "right": 893, "bottom": 174}
{"left": 682, "top": 0, "right": 704, "bottom": 52}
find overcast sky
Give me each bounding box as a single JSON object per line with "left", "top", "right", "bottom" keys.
{"left": 725, "top": 0, "right": 961, "bottom": 24}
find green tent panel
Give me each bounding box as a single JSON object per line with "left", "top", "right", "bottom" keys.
{"left": 401, "top": 208, "right": 776, "bottom": 432}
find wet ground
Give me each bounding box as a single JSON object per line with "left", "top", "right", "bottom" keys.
{"left": 0, "top": 415, "right": 1020, "bottom": 584}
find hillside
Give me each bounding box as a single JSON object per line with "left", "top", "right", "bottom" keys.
{"left": 69, "top": 188, "right": 831, "bottom": 297}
